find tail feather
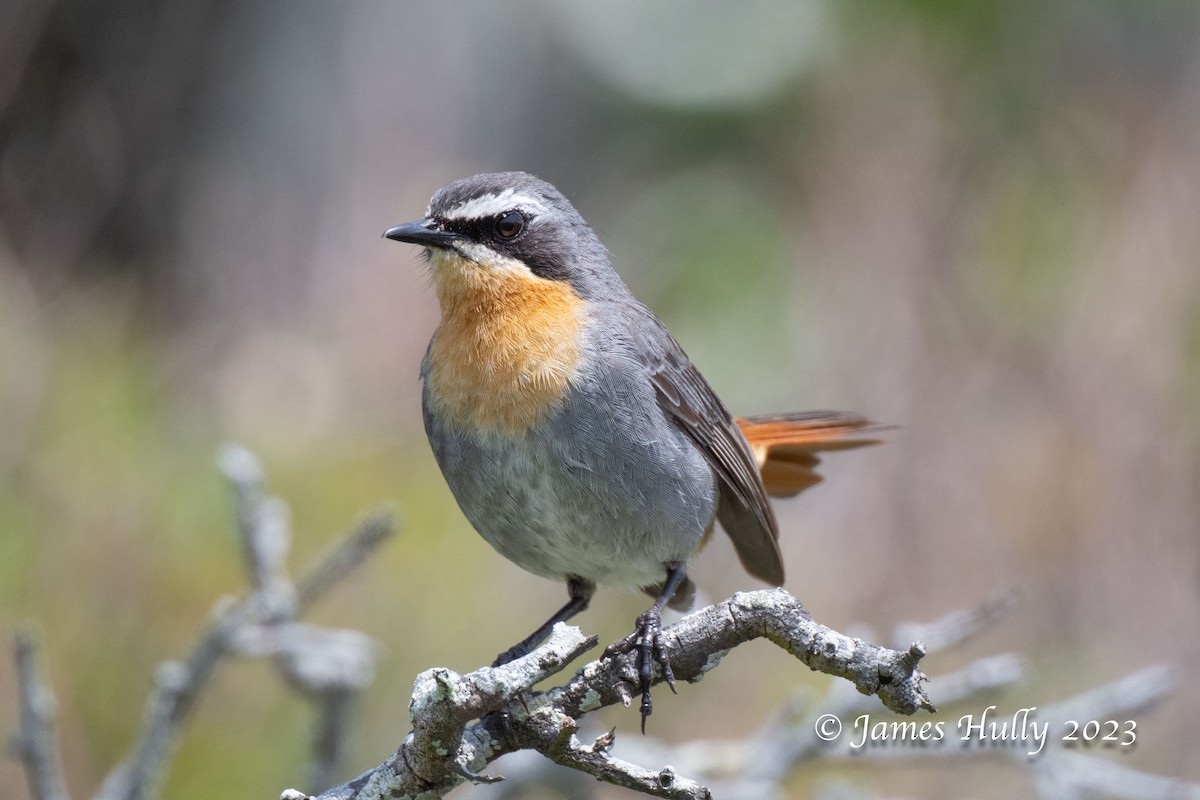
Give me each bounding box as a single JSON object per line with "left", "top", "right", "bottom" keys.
{"left": 736, "top": 412, "right": 883, "bottom": 498}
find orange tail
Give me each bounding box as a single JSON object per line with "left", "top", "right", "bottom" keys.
{"left": 736, "top": 412, "right": 883, "bottom": 498}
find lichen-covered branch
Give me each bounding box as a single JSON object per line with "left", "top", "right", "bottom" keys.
{"left": 287, "top": 588, "right": 934, "bottom": 800}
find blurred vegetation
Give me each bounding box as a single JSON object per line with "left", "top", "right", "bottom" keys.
{"left": 3, "top": 1, "right": 1199, "bottom": 798}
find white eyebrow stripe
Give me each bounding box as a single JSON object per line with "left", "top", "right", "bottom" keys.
{"left": 440, "top": 189, "right": 549, "bottom": 221}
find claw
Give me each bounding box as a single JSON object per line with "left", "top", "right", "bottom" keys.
{"left": 608, "top": 608, "right": 674, "bottom": 732}
{"left": 609, "top": 562, "right": 687, "bottom": 732}
{"left": 655, "top": 632, "right": 677, "bottom": 694}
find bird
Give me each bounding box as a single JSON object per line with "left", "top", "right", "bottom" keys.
{"left": 384, "top": 171, "right": 877, "bottom": 730}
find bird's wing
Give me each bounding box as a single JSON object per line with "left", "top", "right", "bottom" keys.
{"left": 627, "top": 303, "right": 786, "bottom": 585}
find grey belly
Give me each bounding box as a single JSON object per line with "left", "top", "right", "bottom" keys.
{"left": 424, "top": 379, "right": 716, "bottom": 592}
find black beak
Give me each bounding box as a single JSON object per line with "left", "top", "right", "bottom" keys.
{"left": 383, "top": 218, "right": 464, "bottom": 249}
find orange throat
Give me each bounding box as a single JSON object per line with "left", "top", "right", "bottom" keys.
{"left": 426, "top": 251, "right": 586, "bottom": 437}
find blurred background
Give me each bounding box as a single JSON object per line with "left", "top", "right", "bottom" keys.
{"left": 3, "top": 0, "right": 1199, "bottom": 797}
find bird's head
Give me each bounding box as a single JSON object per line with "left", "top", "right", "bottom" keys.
{"left": 384, "top": 172, "right": 620, "bottom": 303}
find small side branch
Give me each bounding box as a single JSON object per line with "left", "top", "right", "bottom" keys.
{"left": 12, "top": 631, "right": 71, "bottom": 800}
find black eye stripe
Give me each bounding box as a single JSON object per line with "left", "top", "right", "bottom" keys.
{"left": 435, "top": 210, "right": 531, "bottom": 243}
{"left": 431, "top": 206, "right": 573, "bottom": 285}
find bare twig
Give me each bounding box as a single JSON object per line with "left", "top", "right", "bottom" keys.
{"left": 10, "top": 447, "right": 394, "bottom": 800}
{"left": 1038, "top": 664, "right": 1178, "bottom": 725}
{"left": 548, "top": 734, "right": 710, "bottom": 800}
{"left": 1028, "top": 666, "right": 1198, "bottom": 800}
{"left": 91, "top": 505, "right": 393, "bottom": 800}
{"left": 219, "top": 444, "right": 287, "bottom": 597}
{"left": 93, "top": 610, "right": 243, "bottom": 800}
{"left": 11, "top": 630, "right": 71, "bottom": 800}
{"left": 309, "top": 691, "right": 357, "bottom": 793}
{"left": 891, "top": 587, "right": 1019, "bottom": 653}
{"left": 294, "top": 512, "right": 395, "bottom": 611}
{"left": 1031, "top": 750, "right": 1200, "bottom": 800}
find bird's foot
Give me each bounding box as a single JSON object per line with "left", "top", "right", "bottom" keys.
{"left": 605, "top": 608, "right": 676, "bottom": 732}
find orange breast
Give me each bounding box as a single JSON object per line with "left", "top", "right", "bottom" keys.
{"left": 426, "top": 251, "right": 587, "bottom": 437}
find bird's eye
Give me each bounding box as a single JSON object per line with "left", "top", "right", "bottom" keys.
{"left": 493, "top": 210, "right": 525, "bottom": 240}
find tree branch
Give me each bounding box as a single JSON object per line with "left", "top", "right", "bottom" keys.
{"left": 432, "top": 595, "right": 1197, "bottom": 800}
{"left": 287, "top": 588, "right": 934, "bottom": 800}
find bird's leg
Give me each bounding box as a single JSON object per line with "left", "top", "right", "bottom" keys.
{"left": 605, "top": 561, "right": 688, "bottom": 732}
{"left": 492, "top": 576, "right": 595, "bottom": 667}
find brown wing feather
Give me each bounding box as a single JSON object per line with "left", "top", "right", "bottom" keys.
{"left": 649, "top": 360, "right": 785, "bottom": 585}
{"left": 628, "top": 305, "right": 882, "bottom": 586}
{"left": 628, "top": 304, "right": 786, "bottom": 585}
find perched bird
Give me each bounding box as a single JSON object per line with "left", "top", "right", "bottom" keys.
{"left": 385, "top": 172, "right": 876, "bottom": 729}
